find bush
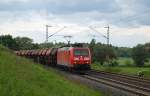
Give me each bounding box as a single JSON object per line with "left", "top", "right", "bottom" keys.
{"left": 137, "top": 70, "right": 150, "bottom": 78}
{"left": 111, "top": 60, "right": 118, "bottom": 67}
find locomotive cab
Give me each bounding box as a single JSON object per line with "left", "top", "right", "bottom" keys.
{"left": 57, "top": 46, "right": 91, "bottom": 71}
{"left": 71, "top": 48, "right": 91, "bottom": 70}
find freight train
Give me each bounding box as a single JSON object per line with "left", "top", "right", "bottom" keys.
{"left": 15, "top": 44, "right": 91, "bottom": 72}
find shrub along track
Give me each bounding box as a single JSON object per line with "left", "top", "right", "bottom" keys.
{"left": 83, "top": 70, "right": 150, "bottom": 96}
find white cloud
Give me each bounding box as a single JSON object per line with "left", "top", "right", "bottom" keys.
{"left": 0, "top": 10, "right": 150, "bottom": 46}
{"left": 0, "top": 0, "right": 30, "bottom": 3}
{"left": 0, "top": 0, "right": 150, "bottom": 47}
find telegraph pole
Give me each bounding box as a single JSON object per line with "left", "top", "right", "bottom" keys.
{"left": 46, "top": 25, "right": 52, "bottom": 43}
{"left": 104, "top": 25, "right": 110, "bottom": 65}
{"left": 104, "top": 25, "right": 110, "bottom": 46}
{"left": 46, "top": 25, "right": 48, "bottom": 43}
{"left": 45, "top": 25, "right": 66, "bottom": 43}
{"left": 89, "top": 25, "right": 111, "bottom": 65}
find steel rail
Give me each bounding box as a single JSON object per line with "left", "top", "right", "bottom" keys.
{"left": 82, "top": 70, "right": 150, "bottom": 96}
{"left": 83, "top": 75, "right": 150, "bottom": 96}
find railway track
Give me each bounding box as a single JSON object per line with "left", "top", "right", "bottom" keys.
{"left": 83, "top": 70, "right": 150, "bottom": 96}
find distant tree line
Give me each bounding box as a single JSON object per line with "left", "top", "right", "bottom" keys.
{"left": 0, "top": 35, "right": 66, "bottom": 50}
{"left": 0, "top": 35, "right": 149, "bottom": 67}
{"left": 0, "top": 35, "right": 39, "bottom": 50}
{"left": 113, "top": 47, "right": 132, "bottom": 57}
{"left": 89, "top": 39, "right": 150, "bottom": 67}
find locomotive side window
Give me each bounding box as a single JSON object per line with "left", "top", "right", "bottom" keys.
{"left": 74, "top": 49, "right": 89, "bottom": 56}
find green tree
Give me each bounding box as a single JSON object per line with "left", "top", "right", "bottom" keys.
{"left": 93, "top": 44, "right": 106, "bottom": 65}
{"left": 89, "top": 39, "right": 96, "bottom": 50}
{"left": 14, "top": 37, "right": 34, "bottom": 50}
{"left": 0, "top": 35, "right": 19, "bottom": 50}
{"left": 89, "top": 39, "right": 96, "bottom": 62}
{"left": 92, "top": 43, "right": 116, "bottom": 65}
{"left": 132, "top": 44, "right": 149, "bottom": 67}
{"left": 32, "top": 43, "right": 39, "bottom": 49}
{"left": 144, "top": 43, "right": 150, "bottom": 58}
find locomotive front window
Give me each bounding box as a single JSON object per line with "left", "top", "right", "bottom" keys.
{"left": 74, "top": 49, "right": 89, "bottom": 56}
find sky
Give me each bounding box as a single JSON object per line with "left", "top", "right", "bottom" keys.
{"left": 0, "top": 0, "right": 150, "bottom": 47}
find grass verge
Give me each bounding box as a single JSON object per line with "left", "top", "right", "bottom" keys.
{"left": 0, "top": 45, "right": 101, "bottom": 96}
{"left": 92, "top": 63, "right": 150, "bottom": 79}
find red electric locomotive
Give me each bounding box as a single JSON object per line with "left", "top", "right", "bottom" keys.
{"left": 15, "top": 44, "right": 91, "bottom": 72}
{"left": 57, "top": 47, "right": 91, "bottom": 70}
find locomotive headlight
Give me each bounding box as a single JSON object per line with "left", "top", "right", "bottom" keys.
{"left": 74, "top": 57, "right": 79, "bottom": 61}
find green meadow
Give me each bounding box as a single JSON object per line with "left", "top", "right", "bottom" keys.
{"left": 92, "top": 57, "right": 150, "bottom": 79}
{"left": 0, "top": 45, "right": 101, "bottom": 96}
